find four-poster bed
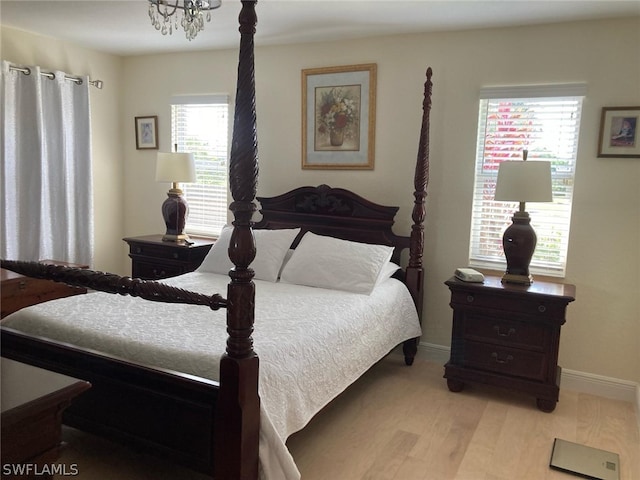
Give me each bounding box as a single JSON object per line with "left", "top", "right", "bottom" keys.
{"left": 0, "top": 1, "right": 434, "bottom": 478}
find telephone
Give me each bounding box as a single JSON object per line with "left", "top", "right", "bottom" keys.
{"left": 454, "top": 268, "right": 485, "bottom": 283}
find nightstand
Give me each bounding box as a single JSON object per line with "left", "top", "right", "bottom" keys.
{"left": 123, "top": 235, "right": 214, "bottom": 280}
{"left": 444, "top": 275, "right": 575, "bottom": 412}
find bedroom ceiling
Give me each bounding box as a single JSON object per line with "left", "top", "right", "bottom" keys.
{"left": 1, "top": 0, "right": 639, "bottom": 56}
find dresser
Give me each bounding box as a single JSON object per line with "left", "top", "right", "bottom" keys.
{"left": 444, "top": 275, "right": 575, "bottom": 412}
{"left": 123, "top": 235, "right": 215, "bottom": 280}
{"left": 1, "top": 261, "right": 88, "bottom": 319}
{"left": 1, "top": 359, "right": 91, "bottom": 479}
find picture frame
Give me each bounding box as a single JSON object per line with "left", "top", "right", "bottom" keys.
{"left": 597, "top": 106, "right": 640, "bottom": 158}
{"left": 135, "top": 115, "right": 158, "bottom": 150}
{"left": 302, "top": 64, "right": 376, "bottom": 169}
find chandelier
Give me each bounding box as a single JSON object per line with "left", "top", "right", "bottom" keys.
{"left": 148, "top": 0, "right": 222, "bottom": 41}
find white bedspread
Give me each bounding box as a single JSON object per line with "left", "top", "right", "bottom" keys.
{"left": 2, "top": 271, "right": 422, "bottom": 479}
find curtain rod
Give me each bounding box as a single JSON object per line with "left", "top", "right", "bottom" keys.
{"left": 8, "top": 64, "right": 104, "bottom": 90}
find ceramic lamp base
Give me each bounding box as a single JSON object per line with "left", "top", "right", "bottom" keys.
{"left": 501, "top": 211, "right": 537, "bottom": 285}
{"left": 161, "top": 190, "right": 189, "bottom": 242}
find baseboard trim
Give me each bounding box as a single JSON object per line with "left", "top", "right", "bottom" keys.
{"left": 560, "top": 368, "right": 638, "bottom": 403}
{"left": 417, "top": 341, "right": 450, "bottom": 365}
{"left": 418, "top": 342, "right": 639, "bottom": 405}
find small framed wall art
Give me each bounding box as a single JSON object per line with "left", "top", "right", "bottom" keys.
{"left": 597, "top": 106, "right": 640, "bottom": 158}
{"left": 302, "top": 63, "right": 377, "bottom": 169}
{"left": 135, "top": 115, "right": 159, "bottom": 150}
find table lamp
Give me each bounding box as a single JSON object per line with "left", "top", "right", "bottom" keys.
{"left": 494, "top": 151, "right": 552, "bottom": 285}
{"left": 155, "top": 151, "right": 196, "bottom": 242}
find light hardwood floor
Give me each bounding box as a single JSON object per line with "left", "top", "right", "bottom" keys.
{"left": 55, "top": 354, "right": 639, "bottom": 479}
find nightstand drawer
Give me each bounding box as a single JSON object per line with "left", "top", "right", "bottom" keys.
{"left": 463, "top": 313, "right": 548, "bottom": 350}
{"left": 462, "top": 341, "right": 546, "bottom": 381}
{"left": 450, "top": 290, "right": 567, "bottom": 319}
{"left": 128, "top": 243, "right": 189, "bottom": 262}
{"left": 133, "top": 261, "right": 184, "bottom": 280}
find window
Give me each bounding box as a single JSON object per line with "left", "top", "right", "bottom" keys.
{"left": 171, "top": 95, "right": 229, "bottom": 237}
{"left": 469, "top": 84, "right": 586, "bottom": 277}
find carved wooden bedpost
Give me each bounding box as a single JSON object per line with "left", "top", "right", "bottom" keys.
{"left": 406, "top": 67, "right": 433, "bottom": 323}
{"left": 215, "top": 1, "right": 260, "bottom": 479}
{"left": 403, "top": 67, "right": 432, "bottom": 365}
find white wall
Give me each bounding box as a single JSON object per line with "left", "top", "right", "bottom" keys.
{"left": 3, "top": 16, "right": 639, "bottom": 385}
{"left": 1, "top": 26, "right": 125, "bottom": 274}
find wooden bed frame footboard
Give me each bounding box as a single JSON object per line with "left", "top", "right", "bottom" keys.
{"left": 0, "top": 1, "right": 433, "bottom": 478}
{"left": 0, "top": 327, "right": 221, "bottom": 474}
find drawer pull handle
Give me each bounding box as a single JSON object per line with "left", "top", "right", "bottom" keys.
{"left": 493, "top": 325, "right": 516, "bottom": 337}
{"left": 152, "top": 269, "right": 166, "bottom": 278}
{"left": 538, "top": 305, "right": 546, "bottom": 313}
{"left": 491, "top": 352, "right": 514, "bottom": 364}
{"left": 172, "top": 253, "right": 179, "bottom": 259}
{"left": 466, "top": 295, "right": 474, "bottom": 303}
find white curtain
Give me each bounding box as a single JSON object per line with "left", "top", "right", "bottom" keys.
{"left": 1, "top": 61, "right": 93, "bottom": 265}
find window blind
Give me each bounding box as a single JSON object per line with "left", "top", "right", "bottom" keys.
{"left": 171, "top": 95, "right": 229, "bottom": 237}
{"left": 469, "top": 84, "right": 585, "bottom": 277}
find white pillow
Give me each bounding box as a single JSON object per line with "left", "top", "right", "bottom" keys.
{"left": 197, "top": 226, "right": 300, "bottom": 282}
{"left": 376, "top": 261, "right": 401, "bottom": 288}
{"left": 280, "top": 232, "right": 394, "bottom": 294}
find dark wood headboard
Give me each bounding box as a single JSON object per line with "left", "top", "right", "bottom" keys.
{"left": 254, "top": 184, "right": 410, "bottom": 265}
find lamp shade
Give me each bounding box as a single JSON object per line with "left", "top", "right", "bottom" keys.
{"left": 494, "top": 161, "right": 553, "bottom": 203}
{"left": 155, "top": 152, "right": 196, "bottom": 183}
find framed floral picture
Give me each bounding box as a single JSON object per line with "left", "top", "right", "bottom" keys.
{"left": 135, "top": 115, "right": 158, "bottom": 150}
{"left": 302, "top": 64, "right": 376, "bottom": 169}
{"left": 597, "top": 106, "right": 640, "bottom": 158}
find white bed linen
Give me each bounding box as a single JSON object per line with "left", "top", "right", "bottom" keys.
{"left": 2, "top": 271, "right": 422, "bottom": 479}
